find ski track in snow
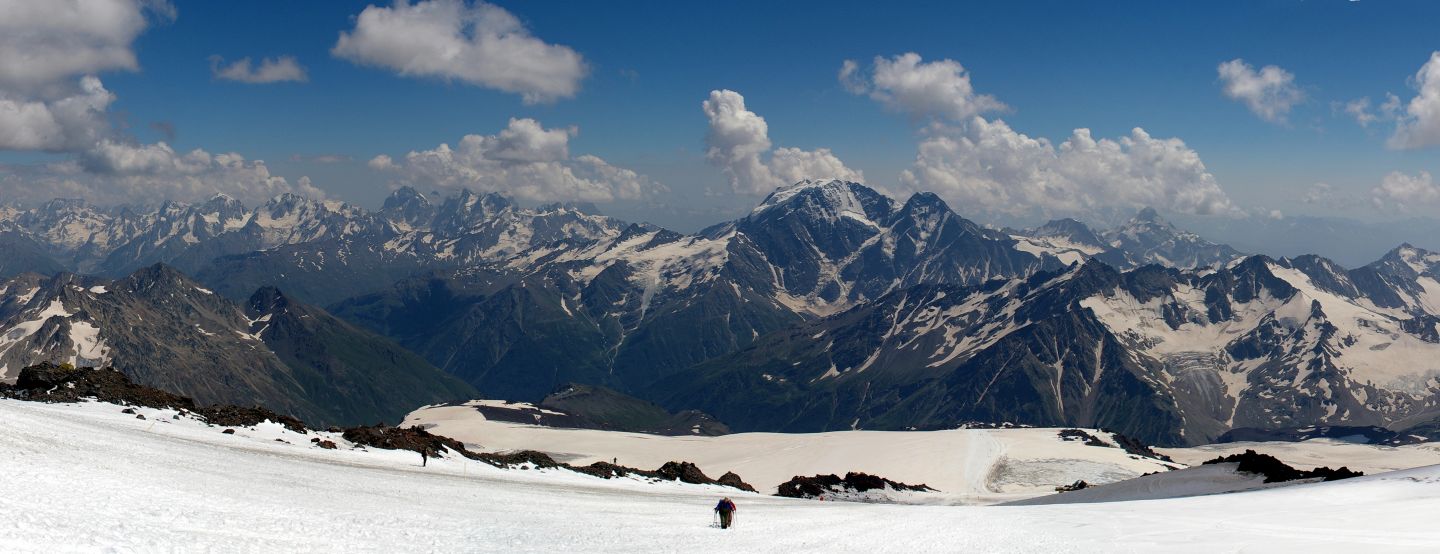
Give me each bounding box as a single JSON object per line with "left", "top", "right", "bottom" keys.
{"left": 5, "top": 398, "right": 1440, "bottom": 553}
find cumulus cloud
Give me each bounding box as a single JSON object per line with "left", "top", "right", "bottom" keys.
{"left": 0, "top": 142, "right": 324, "bottom": 206}
{"left": 898, "top": 117, "right": 1237, "bottom": 221}
{"left": 210, "top": 55, "right": 308, "bottom": 84}
{"left": 1217, "top": 59, "right": 1304, "bottom": 123}
{"left": 702, "top": 89, "right": 863, "bottom": 195}
{"left": 1370, "top": 170, "right": 1439, "bottom": 211}
{"left": 1302, "top": 182, "right": 1341, "bottom": 206}
{"left": 332, "top": 0, "right": 586, "bottom": 104}
{"left": 0, "top": 75, "right": 115, "bottom": 151}
{"left": 1389, "top": 52, "right": 1440, "bottom": 150}
{"left": 0, "top": 0, "right": 171, "bottom": 91}
{"left": 0, "top": 0, "right": 322, "bottom": 205}
{"left": 369, "top": 118, "right": 660, "bottom": 202}
{"left": 839, "top": 53, "right": 1006, "bottom": 121}
{"left": 1342, "top": 94, "right": 1401, "bottom": 128}
{"left": 0, "top": 0, "right": 164, "bottom": 152}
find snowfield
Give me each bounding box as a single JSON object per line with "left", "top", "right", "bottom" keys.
{"left": 1158, "top": 439, "right": 1440, "bottom": 474}
{"left": 404, "top": 401, "right": 1182, "bottom": 503}
{"left": 5, "top": 398, "right": 1440, "bottom": 553}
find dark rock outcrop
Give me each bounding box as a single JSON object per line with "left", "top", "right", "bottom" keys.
{"left": 1202, "top": 449, "right": 1363, "bottom": 483}
{"left": 567, "top": 460, "right": 754, "bottom": 492}
{"left": 1058, "top": 429, "right": 1109, "bottom": 447}
{"left": 776, "top": 472, "right": 935, "bottom": 499}
{"left": 6, "top": 363, "right": 308, "bottom": 433}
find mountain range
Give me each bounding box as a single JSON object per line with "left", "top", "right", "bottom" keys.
{"left": 3, "top": 180, "right": 1438, "bottom": 445}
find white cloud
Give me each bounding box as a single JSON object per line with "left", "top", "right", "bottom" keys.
{"left": 1302, "top": 182, "right": 1339, "bottom": 206}
{"left": 1345, "top": 98, "right": 1377, "bottom": 127}
{"left": 702, "top": 89, "right": 863, "bottom": 195}
{"left": 0, "top": 0, "right": 324, "bottom": 204}
{"left": 0, "top": 143, "right": 324, "bottom": 207}
{"left": 0, "top": 75, "right": 115, "bottom": 151}
{"left": 840, "top": 53, "right": 1006, "bottom": 121}
{"left": 898, "top": 117, "right": 1237, "bottom": 221}
{"left": 0, "top": 0, "right": 170, "bottom": 91}
{"left": 0, "top": 0, "right": 163, "bottom": 152}
{"left": 210, "top": 55, "right": 308, "bottom": 84}
{"left": 332, "top": 0, "right": 586, "bottom": 104}
{"left": 369, "top": 118, "right": 659, "bottom": 202}
{"left": 1370, "top": 170, "right": 1439, "bottom": 210}
{"left": 1217, "top": 59, "right": 1304, "bottom": 123}
{"left": 1389, "top": 52, "right": 1440, "bottom": 150}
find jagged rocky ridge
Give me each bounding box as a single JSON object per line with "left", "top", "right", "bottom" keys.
{"left": 656, "top": 245, "right": 1440, "bottom": 446}
{"left": 0, "top": 264, "right": 474, "bottom": 427}
{"left": 1008, "top": 208, "right": 1243, "bottom": 270}
{"left": 333, "top": 180, "right": 1058, "bottom": 400}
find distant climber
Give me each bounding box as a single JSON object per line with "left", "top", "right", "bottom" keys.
{"left": 421, "top": 447, "right": 432, "bottom": 467}
{"left": 714, "top": 497, "right": 737, "bottom": 529}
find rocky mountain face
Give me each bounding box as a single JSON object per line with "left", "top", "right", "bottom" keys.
{"left": 0, "top": 264, "right": 474, "bottom": 427}
{"left": 655, "top": 246, "right": 1440, "bottom": 446}
{"left": 333, "top": 180, "right": 1052, "bottom": 401}
{"left": 1009, "top": 208, "right": 1243, "bottom": 270}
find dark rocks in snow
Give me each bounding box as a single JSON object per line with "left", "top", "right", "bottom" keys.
{"left": 222, "top": 429, "right": 235, "bottom": 434}
{"left": 476, "top": 450, "right": 561, "bottom": 469}
{"left": 135, "top": 414, "right": 146, "bottom": 420}
{"left": 1203, "top": 449, "right": 1363, "bottom": 483}
{"left": 199, "top": 405, "right": 306, "bottom": 434}
{"left": 6, "top": 363, "right": 306, "bottom": 433}
{"left": 1110, "top": 431, "right": 1174, "bottom": 462}
{"left": 1059, "top": 429, "right": 1175, "bottom": 463}
{"left": 776, "top": 472, "right": 936, "bottom": 499}
{"left": 1058, "top": 429, "right": 1109, "bottom": 447}
{"left": 718, "top": 471, "right": 757, "bottom": 493}
{"left": 121, "top": 408, "right": 136, "bottom": 414}
{"left": 655, "top": 461, "right": 711, "bottom": 484}
{"left": 341, "top": 424, "right": 472, "bottom": 460}
{"left": 567, "top": 460, "right": 755, "bottom": 492}
{"left": 8, "top": 363, "right": 193, "bottom": 410}
{"left": 1055, "top": 480, "right": 1089, "bottom": 493}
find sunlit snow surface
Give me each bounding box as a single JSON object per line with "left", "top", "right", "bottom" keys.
{"left": 405, "top": 401, "right": 1180, "bottom": 503}
{"left": 4, "top": 398, "right": 1440, "bottom": 553}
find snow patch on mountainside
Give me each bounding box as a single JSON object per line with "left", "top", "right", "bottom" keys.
{"left": 1011, "top": 235, "right": 1101, "bottom": 266}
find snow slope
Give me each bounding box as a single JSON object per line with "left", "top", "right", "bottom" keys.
{"left": 1158, "top": 439, "right": 1440, "bottom": 474}
{"left": 5, "top": 398, "right": 1440, "bottom": 553}
{"left": 1004, "top": 463, "right": 1288, "bottom": 505}
{"left": 404, "top": 402, "right": 1176, "bottom": 503}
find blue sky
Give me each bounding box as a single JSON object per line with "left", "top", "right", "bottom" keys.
{"left": 2, "top": 0, "right": 1439, "bottom": 233}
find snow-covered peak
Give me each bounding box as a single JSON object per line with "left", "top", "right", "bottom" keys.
{"left": 752, "top": 179, "right": 882, "bottom": 216}
{"left": 1383, "top": 243, "right": 1440, "bottom": 276}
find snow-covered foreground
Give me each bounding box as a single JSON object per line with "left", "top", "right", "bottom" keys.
{"left": 6, "top": 398, "right": 1440, "bottom": 553}
{"left": 405, "top": 402, "right": 1179, "bottom": 503}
